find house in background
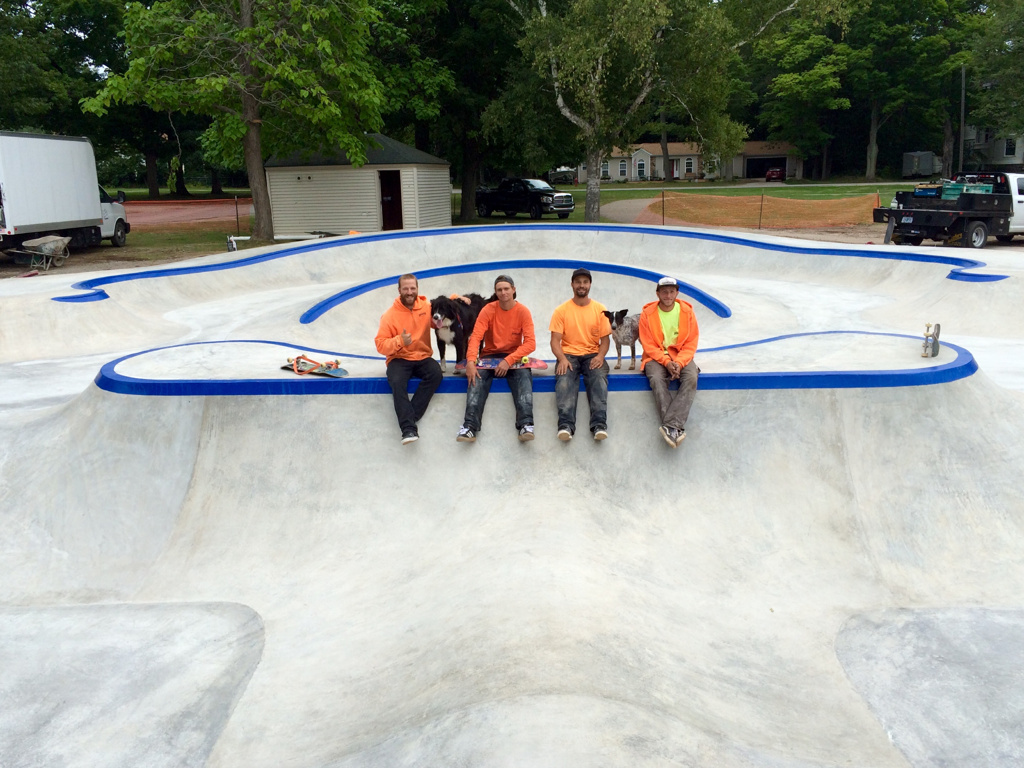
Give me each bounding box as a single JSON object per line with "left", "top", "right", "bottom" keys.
{"left": 265, "top": 134, "right": 451, "bottom": 236}
{"left": 965, "top": 128, "right": 1024, "bottom": 172}
{"left": 575, "top": 140, "right": 801, "bottom": 183}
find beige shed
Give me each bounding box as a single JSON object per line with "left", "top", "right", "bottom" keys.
{"left": 265, "top": 134, "right": 451, "bottom": 236}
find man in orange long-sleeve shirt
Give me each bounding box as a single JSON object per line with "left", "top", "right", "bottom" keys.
{"left": 456, "top": 274, "right": 537, "bottom": 443}
{"left": 375, "top": 273, "right": 443, "bottom": 445}
{"left": 638, "top": 276, "right": 699, "bottom": 448}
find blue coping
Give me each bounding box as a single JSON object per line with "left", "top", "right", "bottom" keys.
{"left": 300, "top": 258, "right": 731, "bottom": 323}
{"left": 94, "top": 333, "right": 976, "bottom": 398}
{"left": 54, "top": 223, "right": 1007, "bottom": 303}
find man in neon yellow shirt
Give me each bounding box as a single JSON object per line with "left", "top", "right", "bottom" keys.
{"left": 637, "top": 276, "right": 699, "bottom": 447}
{"left": 549, "top": 268, "right": 612, "bottom": 441}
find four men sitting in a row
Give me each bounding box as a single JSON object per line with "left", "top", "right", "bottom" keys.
{"left": 374, "top": 268, "right": 699, "bottom": 448}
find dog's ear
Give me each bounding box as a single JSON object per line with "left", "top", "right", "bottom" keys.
{"left": 602, "top": 310, "right": 613, "bottom": 320}
{"left": 616, "top": 309, "right": 628, "bottom": 321}
{"left": 485, "top": 293, "right": 498, "bottom": 304}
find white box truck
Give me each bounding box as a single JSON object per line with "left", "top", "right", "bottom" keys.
{"left": 0, "top": 131, "right": 130, "bottom": 250}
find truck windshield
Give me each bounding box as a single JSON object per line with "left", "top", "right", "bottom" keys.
{"left": 524, "top": 180, "right": 555, "bottom": 191}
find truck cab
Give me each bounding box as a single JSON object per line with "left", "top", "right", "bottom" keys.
{"left": 99, "top": 186, "right": 130, "bottom": 247}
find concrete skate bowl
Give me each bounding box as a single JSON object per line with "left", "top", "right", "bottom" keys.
{"left": 2, "top": 224, "right": 1024, "bottom": 768}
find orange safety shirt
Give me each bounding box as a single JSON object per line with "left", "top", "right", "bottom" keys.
{"left": 548, "top": 299, "right": 612, "bottom": 356}
{"left": 374, "top": 295, "right": 434, "bottom": 365}
{"left": 464, "top": 301, "right": 536, "bottom": 365}
{"left": 638, "top": 298, "right": 699, "bottom": 370}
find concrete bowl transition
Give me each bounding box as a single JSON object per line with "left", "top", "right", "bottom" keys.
{"left": 2, "top": 223, "right": 1023, "bottom": 767}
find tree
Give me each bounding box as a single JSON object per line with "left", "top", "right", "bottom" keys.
{"left": 971, "top": 0, "right": 1024, "bottom": 137}
{"left": 509, "top": 0, "right": 846, "bottom": 221}
{"left": 85, "top": 0, "right": 387, "bottom": 240}
{"left": 756, "top": 21, "right": 851, "bottom": 179}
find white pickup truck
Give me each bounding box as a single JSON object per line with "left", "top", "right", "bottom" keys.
{"left": 0, "top": 131, "right": 130, "bottom": 250}
{"left": 873, "top": 171, "right": 1024, "bottom": 248}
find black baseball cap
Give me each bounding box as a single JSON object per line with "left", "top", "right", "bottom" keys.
{"left": 657, "top": 276, "right": 679, "bottom": 288}
{"left": 571, "top": 268, "right": 592, "bottom": 281}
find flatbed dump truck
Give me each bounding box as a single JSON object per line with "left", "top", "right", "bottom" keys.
{"left": 873, "top": 171, "right": 1024, "bottom": 249}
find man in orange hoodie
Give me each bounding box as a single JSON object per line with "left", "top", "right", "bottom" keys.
{"left": 375, "top": 273, "right": 443, "bottom": 444}
{"left": 456, "top": 274, "right": 536, "bottom": 443}
{"left": 638, "top": 276, "right": 699, "bottom": 448}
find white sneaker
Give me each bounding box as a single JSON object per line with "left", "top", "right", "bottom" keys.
{"left": 557, "top": 428, "right": 572, "bottom": 441}
{"left": 593, "top": 429, "right": 608, "bottom": 441}
{"left": 456, "top": 427, "right": 476, "bottom": 443}
{"left": 660, "top": 425, "right": 677, "bottom": 448}
{"left": 401, "top": 432, "right": 418, "bottom": 445}
{"left": 519, "top": 425, "right": 535, "bottom": 442}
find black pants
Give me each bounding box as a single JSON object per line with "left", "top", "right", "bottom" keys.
{"left": 386, "top": 357, "right": 443, "bottom": 435}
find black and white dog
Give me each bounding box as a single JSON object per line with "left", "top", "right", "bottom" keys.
{"left": 602, "top": 309, "right": 640, "bottom": 369}
{"left": 430, "top": 293, "right": 490, "bottom": 372}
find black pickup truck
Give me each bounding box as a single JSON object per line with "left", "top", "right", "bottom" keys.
{"left": 476, "top": 178, "right": 575, "bottom": 219}
{"left": 873, "top": 171, "right": 1024, "bottom": 248}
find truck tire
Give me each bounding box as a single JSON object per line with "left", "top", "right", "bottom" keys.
{"left": 996, "top": 234, "right": 1015, "bottom": 243}
{"left": 111, "top": 220, "right": 128, "bottom": 247}
{"left": 905, "top": 236, "right": 923, "bottom": 246}
{"left": 529, "top": 203, "right": 542, "bottom": 220}
{"left": 504, "top": 211, "right": 517, "bottom": 218}
{"left": 477, "top": 202, "right": 491, "bottom": 218}
{"left": 963, "top": 220, "right": 989, "bottom": 249}
{"left": 558, "top": 213, "right": 570, "bottom": 219}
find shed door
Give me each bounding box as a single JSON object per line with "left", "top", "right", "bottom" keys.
{"left": 379, "top": 170, "right": 403, "bottom": 231}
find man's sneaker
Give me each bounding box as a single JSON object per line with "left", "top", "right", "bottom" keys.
{"left": 557, "top": 428, "right": 573, "bottom": 441}
{"left": 674, "top": 428, "right": 686, "bottom": 446}
{"left": 593, "top": 428, "right": 608, "bottom": 441}
{"left": 518, "top": 425, "right": 535, "bottom": 442}
{"left": 456, "top": 427, "right": 476, "bottom": 442}
{"left": 401, "top": 431, "right": 419, "bottom": 445}
{"left": 660, "top": 425, "right": 678, "bottom": 448}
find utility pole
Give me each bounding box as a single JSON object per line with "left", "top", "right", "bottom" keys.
{"left": 958, "top": 64, "right": 966, "bottom": 173}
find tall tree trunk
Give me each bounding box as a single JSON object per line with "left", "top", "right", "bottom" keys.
{"left": 415, "top": 122, "right": 430, "bottom": 152}
{"left": 145, "top": 152, "right": 160, "bottom": 199}
{"left": 240, "top": 0, "right": 272, "bottom": 240}
{"left": 821, "top": 141, "right": 830, "bottom": 182}
{"left": 174, "top": 159, "right": 189, "bottom": 196}
{"left": 460, "top": 139, "right": 480, "bottom": 221}
{"left": 866, "top": 100, "right": 880, "bottom": 181}
{"left": 660, "top": 108, "right": 670, "bottom": 181}
{"left": 584, "top": 145, "right": 603, "bottom": 222}
{"left": 211, "top": 167, "right": 223, "bottom": 195}
{"left": 942, "top": 115, "right": 955, "bottom": 179}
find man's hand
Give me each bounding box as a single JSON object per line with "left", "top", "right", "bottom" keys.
{"left": 495, "top": 359, "right": 511, "bottom": 377}
{"left": 465, "top": 360, "right": 478, "bottom": 386}
{"left": 589, "top": 356, "right": 605, "bottom": 370}
{"left": 555, "top": 358, "right": 572, "bottom": 376}
{"left": 401, "top": 328, "right": 412, "bottom": 346}
{"left": 667, "top": 360, "right": 681, "bottom": 379}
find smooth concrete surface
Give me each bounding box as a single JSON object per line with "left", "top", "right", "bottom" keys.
{"left": 2, "top": 224, "right": 1023, "bottom": 767}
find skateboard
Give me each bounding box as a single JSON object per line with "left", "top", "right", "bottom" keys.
{"left": 282, "top": 355, "right": 349, "bottom": 377}
{"left": 453, "top": 356, "right": 549, "bottom": 374}
{"left": 922, "top": 323, "right": 941, "bottom": 358}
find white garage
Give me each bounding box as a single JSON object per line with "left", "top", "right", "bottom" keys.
{"left": 265, "top": 134, "right": 451, "bottom": 236}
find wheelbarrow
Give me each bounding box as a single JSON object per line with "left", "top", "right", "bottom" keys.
{"left": 6, "top": 235, "right": 71, "bottom": 271}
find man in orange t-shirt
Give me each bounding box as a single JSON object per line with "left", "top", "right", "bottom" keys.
{"left": 456, "top": 274, "right": 536, "bottom": 443}
{"left": 548, "top": 267, "right": 612, "bottom": 441}
{"left": 374, "top": 273, "right": 443, "bottom": 445}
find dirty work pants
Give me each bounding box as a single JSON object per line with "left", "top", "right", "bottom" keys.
{"left": 644, "top": 359, "right": 698, "bottom": 431}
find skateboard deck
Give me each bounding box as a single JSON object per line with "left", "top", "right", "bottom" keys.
{"left": 282, "top": 355, "right": 349, "bottom": 377}
{"left": 922, "top": 323, "right": 941, "bottom": 358}
{"left": 454, "top": 356, "right": 548, "bottom": 373}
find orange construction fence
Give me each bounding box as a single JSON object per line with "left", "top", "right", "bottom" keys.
{"left": 646, "top": 193, "right": 880, "bottom": 229}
